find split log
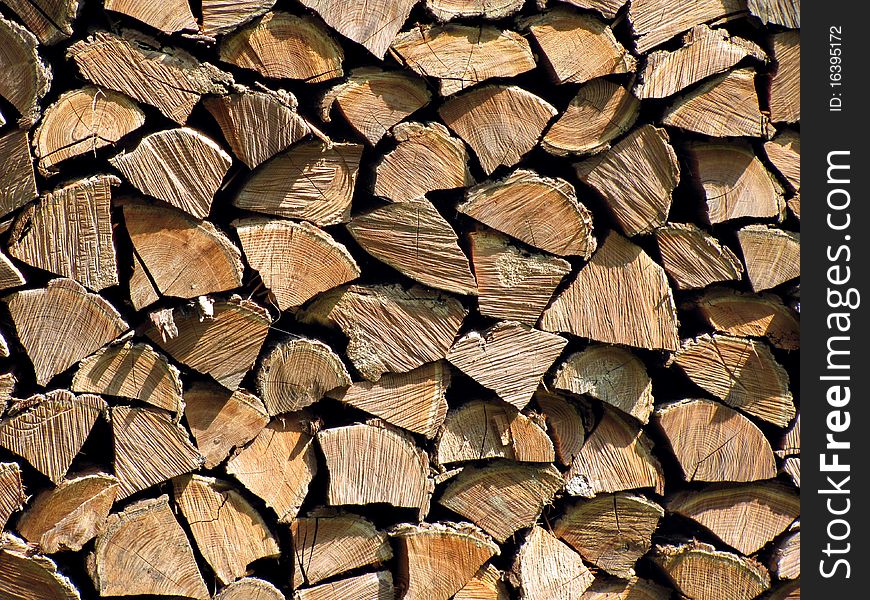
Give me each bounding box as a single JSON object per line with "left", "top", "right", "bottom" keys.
{"left": 16, "top": 472, "right": 118, "bottom": 553}
{"left": 768, "top": 32, "right": 799, "bottom": 123}
{"left": 654, "top": 398, "right": 777, "bottom": 483}
{"left": 748, "top": 0, "right": 799, "bottom": 29}
{"left": 524, "top": 8, "right": 636, "bottom": 84}
{"left": 425, "top": 0, "right": 524, "bottom": 20}
{"left": 104, "top": 0, "right": 196, "bottom": 34}
{"left": 629, "top": 0, "right": 748, "bottom": 53}
{"left": 653, "top": 542, "right": 770, "bottom": 600}
{"left": 0, "top": 251, "right": 25, "bottom": 290}
{"left": 390, "top": 25, "right": 535, "bottom": 96}
{"left": 33, "top": 87, "right": 145, "bottom": 176}
{"left": 291, "top": 512, "right": 392, "bottom": 587}
{"left": 447, "top": 322, "right": 567, "bottom": 409}
{"left": 110, "top": 128, "right": 232, "bottom": 219}
{"left": 72, "top": 341, "right": 183, "bottom": 414}
{"left": 111, "top": 406, "right": 203, "bottom": 498}
{"left": 328, "top": 361, "right": 448, "bottom": 438}
{"left": 436, "top": 400, "right": 555, "bottom": 464}
{"left": 689, "top": 288, "right": 800, "bottom": 350}
{"left": 144, "top": 298, "right": 271, "bottom": 389}
{"left": 0, "top": 391, "right": 104, "bottom": 483}
{"left": 0, "top": 128, "right": 38, "bottom": 218}
{"left": 579, "top": 577, "right": 671, "bottom": 600}
{"left": 737, "top": 225, "right": 800, "bottom": 291}
{"left": 220, "top": 12, "right": 343, "bottom": 83}
{"left": 226, "top": 414, "right": 318, "bottom": 523}
{"left": 535, "top": 391, "right": 585, "bottom": 467}
{"left": 321, "top": 68, "right": 430, "bottom": 145}
{"left": 540, "top": 232, "right": 680, "bottom": 351}
{"left": 216, "top": 577, "right": 284, "bottom": 600}
{"left": 200, "top": 0, "right": 276, "bottom": 38}
{"left": 8, "top": 175, "right": 119, "bottom": 291}
{"left": 553, "top": 345, "right": 654, "bottom": 424}
{"left": 654, "top": 223, "right": 744, "bottom": 290}
{"left": 566, "top": 408, "right": 664, "bottom": 497}
{"left": 234, "top": 141, "right": 363, "bottom": 226}
{"left": 392, "top": 522, "right": 499, "bottom": 600}
{"left": 667, "top": 481, "right": 799, "bottom": 555}
{"left": 318, "top": 423, "right": 433, "bottom": 516}
{"left": 778, "top": 413, "right": 800, "bottom": 456}
{"left": 184, "top": 380, "right": 269, "bottom": 468}
{"left": 0, "top": 0, "right": 79, "bottom": 44}
{"left": 469, "top": 229, "right": 571, "bottom": 326}
{"left": 0, "top": 16, "right": 51, "bottom": 127}
{"left": 205, "top": 87, "right": 309, "bottom": 169}
{"left": 559, "top": 0, "right": 628, "bottom": 20}
{"left": 0, "top": 463, "right": 24, "bottom": 529}
{"left": 299, "top": 284, "right": 466, "bottom": 381}
{"left": 763, "top": 130, "right": 800, "bottom": 192}
{"left": 257, "top": 337, "right": 351, "bottom": 415}
{"left": 0, "top": 534, "right": 80, "bottom": 600}
{"left": 298, "top": 0, "right": 417, "bottom": 58}
{"left": 295, "top": 571, "right": 394, "bottom": 600}
{"left": 128, "top": 252, "right": 159, "bottom": 310}
{"left": 439, "top": 86, "right": 557, "bottom": 175}
{"left": 68, "top": 30, "right": 231, "bottom": 124}
{"left": 174, "top": 474, "right": 280, "bottom": 584}
{"left": 438, "top": 463, "right": 562, "bottom": 542}
{"left": 576, "top": 124, "right": 679, "bottom": 236}
{"left": 459, "top": 170, "right": 596, "bottom": 257}
{"left": 542, "top": 79, "right": 640, "bottom": 156}
{"left": 689, "top": 146, "right": 785, "bottom": 226}
{"left": 662, "top": 69, "right": 771, "bottom": 138}
{"left": 373, "top": 122, "right": 473, "bottom": 202}
{"left": 236, "top": 217, "right": 359, "bottom": 310}
{"left": 555, "top": 493, "right": 663, "bottom": 578}
{"left": 347, "top": 198, "right": 477, "bottom": 295}
{"left": 454, "top": 564, "right": 508, "bottom": 600}
{"left": 672, "top": 334, "right": 794, "bottom": 426}
{"left": 782, "top": 457, "right": 800, "bottom": 488}
{"left": 769, "top": 527, "right": 799, "bottom": 579}
{"left": 635, "top": 25, "right": 765, "bottom": 99}
{"left": 510, "top": 526, "right": 594, "bottom": 600}
{"left": 87, "top": 495, "right": 209, "bottom": 599}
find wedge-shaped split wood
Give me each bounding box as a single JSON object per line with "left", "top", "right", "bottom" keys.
{"left": 348, "top": 198, "right": 477, "bottom": 295}
{"left": 295, "top": 571, "right": 395, "bottom": 600}
{"left": 535, "top": 391, "right": 585, "bottom": 467}
{"left": 737, "top": 225, "right": 800, "bottom": 291}
{"left": 748, "top": 0, "right": 799, "bottom": 28}
{"left": 205, "top": 87, "right": 309, "bottom": 169}
{"left": 226, "top": 415, "right": 317, "bottom": 523}
{"left": 0, "top": 129, "right": 39, "bottom": 219}
{"left": 437, "top": 400, "right": 555, "bottom": 464}
{"left": 0, "top": 463, "right": 25, "bottom": 529}
{"left": 566, "top": 408, "right": 664, "bottom": 497}
{"left": 129, "top": 252, "right": 159, "bottom": 311}
{"left": 768, "top": 32, "right": 799, "bottom": 123}
{"left": 319, "top": 423, "right": 433, "bottom": 516}
{"left": 448, "top": 322, "right": 567, "bottom": 409}
{"left": 0, "top": 252, "right": 24, "bottom": 291}
{"left": 778, "top": 413, "right": 800, "bottom": 456}
{"left": 764, "top": 130, "right": 800, "bottom": 192}
{"left": 17, "top": 472, "right": 118, "bottom": 553}
{"left": 629, "top": 0, "right": 748, "bottom": 53}
{"left": 390, "top": 24, "right": 535, "bottom": 96}
{"left": 559, "top": 0, "right": 627, "bottom": 19}
{"left": 555, "top": 493, "right": 664, "bottom": 578}
{"left": 216, "top": 577, "right": 285, "bottom": 600}
{"left": 654, "top": 398, "right": 777, "bottom": 483}
{"left": 8, "top": 175, "right": 119, "bottom": 291}
{"left": 0, "top": 16, "right": 51, "bottom": 127}
{"left": 291, "top": 512, "right": 392, "bottom": 587}
{"left": 201, "top": 0, "right": 276, "bottom": 37}
{"left": 541, "top": 232, "right": 680, "bottom": 351}
{"left": 0, "top": 534, "right": 80, "bottom": 600}
{"left": 392, "top": 522, "right": 499, "bottom": 600}
{"left": 329, "top": 361, "right": 448, "bottom": 438}
{"left": 145, "top": 298, "right": 271, "bottom": 389}
{"left": 652, "top": 542, "right": 770, "bottom": 600}
{"left": 769, "top": 528, "right": 799, "bottom": 580}
{"left": 425, "top": 0, "right": 524, "bottom": 20}
{"left": 34, "top": 87, "right": 145, "bottom": 176}
{"left": 299, "top": 284, "right": 467, "bottom": 381}
{"left": 654, "top": 223, "right": 744, "bottom": 290}
{"left": 635, "top": 25, "right": 765, "bottom": 99}
{"left": 579, "top": 577, "right": 671, "bottom": 600}
{"left": 460, "top": 170, "right": 596, "bottom": 257}
{"left": 220, "top": 12, "right": 343, "bottom": 82}
{"left": 782, "top": 456, "right": 800, "bottom": 488}
{"left": 577, "top": 125, "right": 679, "bottom": 236}
{"left": 668, "top": 481, "right": 799, "bottom": 555}
{"left": 87, "top": 495, "right": 209, "bottom": 599}
{"left": 68, "top": 30, "right": 231, "bottom": 124}
{"left": 454, "top": 564, "right": 509, "bottom": 600}
{"left": 0, "top": 0, "right": 80, "bottom": 44}
{"left": 543, "top": 79, "right": 639, "bottom": 156}
{"left": 553, "top": 345, "right": 654, "bottom": 424}
{"left": 234, "top": 141, "right": 363, "bottom": 226}
{"left": 510, "top": 526, "right": 594, "bottom": 600}
{"left": 174, "top": 475, "right": 280, "bottom": 585}
{"left": 184, "top": 381, "right": 269, "bottom": 469}
{"left": 299, "top": 0, "right": 417, "bottom": 58}
{"left": 111, "top": 128, "right": 232, "bottom": 219}
{"left": 257, "top": 337, "right": 351, "bottom": 415}
{"left": 104, "top": 0, "right": 196, "bottom": 33}
{"left": 236, "top": 218, "right": 359, "bottom": 309}
{"left": 524, "top": 8, "right": 635, "bottom": 84}
{"left": 321, "top": 68, "right": 430, "bottom": 145}
{"left": 439, "top": 463, "right": 563, "bottom": 542}
{"left": 440, "top": 86, "right": 557, "bottom": 175}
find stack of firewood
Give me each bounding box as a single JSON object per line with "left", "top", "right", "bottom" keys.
{"left": 0, "top": 0, "right": 800, "bottom": 599}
